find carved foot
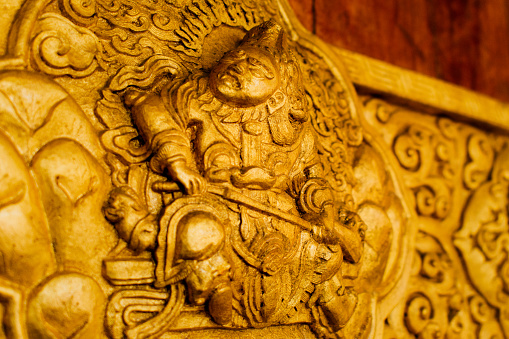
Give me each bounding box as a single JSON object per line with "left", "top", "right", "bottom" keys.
{"left": 208, "top": 281, "right": 233, "bottom": 325}
{"left": 185, "top": 252, "right": 233, "bottom": 325}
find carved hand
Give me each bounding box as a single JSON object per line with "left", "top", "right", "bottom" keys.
{"left": 322, "top": 204, "right": 336, "bottom": 232}
{"left": 167, "top": 160, "right": 206, "bottom": 195}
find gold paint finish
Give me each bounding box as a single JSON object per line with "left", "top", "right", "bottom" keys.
{"left": 0, "top": 0, "right": 505, "bottom": 338}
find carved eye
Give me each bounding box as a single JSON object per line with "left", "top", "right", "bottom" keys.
{"left": 226, "top": 50, "right": 247, "bottom": 60}
{"left": 247, "top": 57, "right": 262, "bottom": 67}
{"left": 247, "top": 57, "right": 274, "bottom": 79}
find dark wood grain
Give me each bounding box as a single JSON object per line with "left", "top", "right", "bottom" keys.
{"left": 288, "top": 0, "right": 509, "bottom": 103}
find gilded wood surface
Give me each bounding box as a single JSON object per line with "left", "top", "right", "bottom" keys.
{"left": 337, "top": 49, "right": 509, "bottom": 133}
{"left": 0, "top": 0, "right": 506, "bottom": 338}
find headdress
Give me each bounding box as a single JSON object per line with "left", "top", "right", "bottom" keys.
{"left": 237, "top": 20, "right": 286, "bottom": 59}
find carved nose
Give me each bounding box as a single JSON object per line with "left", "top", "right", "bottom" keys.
{"left": 232, "top": 49, "right": 246, "bottom": 58}
{"left": 231, "top": 64, "right": 244, "bottom": 74}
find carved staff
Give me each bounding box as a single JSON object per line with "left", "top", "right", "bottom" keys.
{"left": 152, "top": 181, "right": 363, "bottom": 259}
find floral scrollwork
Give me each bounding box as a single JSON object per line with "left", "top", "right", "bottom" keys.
{"left": 455, "top": 146, "right": 509, "bottom": 337}
{"left": 389, "top": 118, "right": 455, "bottom": 220}
{"left": 385, "top": 232, "right": 474, "bottom": 339}
{"left": 61, "top": 0, "right": 97, "bottom": 25}
{"left": 413, "top": 181, "right": 451, "bottom": 220}
{"left": 468, "top": 295, "right": 505, "bottom": 339}
{"left": 436, "top": 117, "right": 458, "bottom": 140}
{"left": 464, "top": 133, "right": 495, "bottom": 190}
{"left": 404, "top": 293, "right": 434, "bottom": 335}
{"left": 393, "top": 125, "right": 431, "bottom": 172}
{"left": 375, "top": 101, "right": 399, "bottom": 123}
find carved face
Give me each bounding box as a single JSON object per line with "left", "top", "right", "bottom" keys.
{"left": 209, "top": 47, "right": 280, "bottom": 107}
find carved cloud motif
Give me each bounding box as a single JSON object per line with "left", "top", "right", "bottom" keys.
{"left": 455, "top": 146, "right": 509, "bottom": 337}
{"left": 31, "top": 13, "right": 100, "bottom": 77}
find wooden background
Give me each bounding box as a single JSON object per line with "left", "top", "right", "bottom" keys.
{"left": 288, "top": 0, "right": 509, "bottom": 103}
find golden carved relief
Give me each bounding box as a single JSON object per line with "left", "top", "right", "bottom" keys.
{"left": 362, "top": 97, "right": 509, "bottom": 339}
{"left": 0, "top": 0, "right": 505, "bottom": 338}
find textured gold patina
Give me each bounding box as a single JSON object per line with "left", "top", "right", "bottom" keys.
{"left": 0, "top": 0, "right": 506, "bottom": 338}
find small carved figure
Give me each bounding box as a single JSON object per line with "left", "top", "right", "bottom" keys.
{"left": 106, "top": 20, "right": 364, "bottom": 334}
{"left": 104, "top": 186, "right": 159, "bottom": 255}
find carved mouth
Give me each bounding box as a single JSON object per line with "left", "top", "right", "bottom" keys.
{"left": 219, "top": 72, "right": 242, "bottom": 90}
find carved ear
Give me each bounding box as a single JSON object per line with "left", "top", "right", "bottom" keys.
{"left": 267, "top": 90, "right": 286, "bottom": 114}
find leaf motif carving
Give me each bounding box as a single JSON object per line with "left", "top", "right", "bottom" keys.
{"left": 55, "top": 173, "right": 99, "bottom": 206}
{"left": 0, "top": 177, "right": 25, "bottom": 210}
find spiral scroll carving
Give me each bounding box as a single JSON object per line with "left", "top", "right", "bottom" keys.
{"left": 31, "top": 13, "right": 100, "bottom": 77}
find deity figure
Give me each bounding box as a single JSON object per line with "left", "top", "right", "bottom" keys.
{"left": 105, "top": 20, "right": 364, "bottom": 333}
